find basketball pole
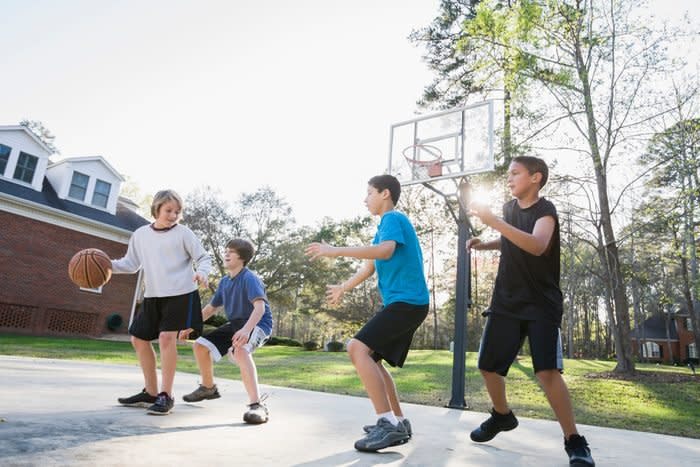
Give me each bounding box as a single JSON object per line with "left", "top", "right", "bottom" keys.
{"left": 423, "top": 178, "right": 474, "bottom": 410}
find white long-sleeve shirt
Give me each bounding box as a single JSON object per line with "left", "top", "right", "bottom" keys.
{"left": 111, "top": 224, "right": 212, "bottom": 298}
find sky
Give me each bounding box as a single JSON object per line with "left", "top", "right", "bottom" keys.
{"left": 2, "top": 0, "right": 699, "bottom": 227}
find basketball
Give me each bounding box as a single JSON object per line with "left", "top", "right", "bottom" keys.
{"left": 68, "top": 248, "right": 113, "bottom": 289}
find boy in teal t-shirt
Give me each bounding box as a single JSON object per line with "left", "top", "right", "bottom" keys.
{"left": 306, "top": 174, "right": 429, "bottom": 453}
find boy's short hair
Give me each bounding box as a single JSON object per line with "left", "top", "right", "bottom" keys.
{"left": 368, "top": 174, "right": 401, "bottom": 205}
{"left": 151, "top": 189, "right": 184, "bottom": 218}
{"left": 226, "top": 238, "right": 255, "bottom": 266}
{"left": 513, "top": 156, "right": 549, "bottom": 188}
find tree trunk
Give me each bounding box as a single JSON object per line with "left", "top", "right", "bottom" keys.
{"left": 574, "top": 35, "right": 635, "bottom": 374}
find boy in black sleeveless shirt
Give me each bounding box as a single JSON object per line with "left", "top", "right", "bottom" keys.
{"left": 467, "top": 156, "right": 595, "bottom": 467}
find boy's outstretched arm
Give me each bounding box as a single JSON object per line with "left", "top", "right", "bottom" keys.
{"left": 467, "top": 237, "right": 501, "bottom": 251}
{"left": 326, "top": 260, "right": 375, "bottom": 306}
{"left": 470, "top": 203, "right": 555, "bottom": 256}
{"left": 305, "top": 240, "right": 396, "bottom": 261}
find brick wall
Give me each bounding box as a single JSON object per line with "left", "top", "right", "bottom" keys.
{"left": 0, "top": 210, "right": 139, "bottom": 337}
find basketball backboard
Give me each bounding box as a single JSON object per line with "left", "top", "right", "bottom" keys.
{"left": 388, "top": 100, "right": 496, "bottom": 186}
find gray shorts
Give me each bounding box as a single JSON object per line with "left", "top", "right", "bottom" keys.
{"left": 195, "top": 319, "right": 270, "bottom": 362}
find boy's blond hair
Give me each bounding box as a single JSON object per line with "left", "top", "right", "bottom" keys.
{"left": 150, "top": 189, "right": 184, "bottom": 218}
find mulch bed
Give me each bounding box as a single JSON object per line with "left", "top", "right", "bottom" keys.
{"left": 585, "top": 371, "right": 698, "bottom": 383}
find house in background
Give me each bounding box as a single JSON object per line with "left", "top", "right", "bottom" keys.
{"left": 630, "top": 310, "right": 698, "bottom": 364}
{"left": 0, "top": 124, "right": 149, "bottom": 337}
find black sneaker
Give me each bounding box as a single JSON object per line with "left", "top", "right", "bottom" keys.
{"left": 183, "top": 384, "right": 221, "bottom": 403}
{"left": 363, "top": 418, "right": 413, "bottom": 438}
{"left": 354, "top": 417, "right": 410, "bottom": 452}
{"left": 147, "top": 392, "right": 174, "bottom": 415}
{"left": 118, "top": 388, "right": 157, "bottom": 408}
{"left": 565, "top": 434, "right": 595, "bottom": 466}
{"left": 243, "top": 402, "right": 269, "bottom": 424}
{"left": 470, "top": 408, "right": 519, "bottom": 442}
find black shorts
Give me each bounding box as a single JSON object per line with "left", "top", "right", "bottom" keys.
{"left": 354, "top": 302, "right": 429, "bottom": 368}
{"left": 194, "top": 319, "right": 270, "bottom": 362}
{"left": 129, "top": 290, "right": 203, "bottom": 341}
{"left": 477, "top": 312, "right": 563, "bottom": 376}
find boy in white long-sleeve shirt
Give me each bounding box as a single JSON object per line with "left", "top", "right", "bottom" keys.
{"left": 113, "top": 189, "right": 211, "bottom": 415}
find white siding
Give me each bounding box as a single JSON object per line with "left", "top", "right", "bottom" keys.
{"left": 46, "top": 158, "right": 123, "bottom": 214}
{"left": 0, "top": 129, "right": 52, "bottom": 191}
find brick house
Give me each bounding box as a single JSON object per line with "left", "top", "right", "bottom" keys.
{"left": 0, "top": 125, "right": 149, "bottom": 337}
{"left": 630, "top": 311, "right": 698, "bottom": 364}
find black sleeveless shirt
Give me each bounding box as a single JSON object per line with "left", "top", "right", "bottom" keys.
{"left": 488, "top": 197, "right": 563, "bottom": 325}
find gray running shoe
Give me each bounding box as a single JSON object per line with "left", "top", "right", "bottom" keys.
{"left": 354, "top": 417, "right": 410, "bottom": 452}
{"left": 363, "top": 418, "right": 412, "bottom": 438}
{"left": 182, "top": 384, "right": 221, "bottom": 403}
{"left": 118, "top": 388, "right": 157, "bottom": 408}
{"left": 243, "top": 402, "right": 269, "bottom": 424}
{"left": 147, "top": 392, "right": 174, "bottom": 415}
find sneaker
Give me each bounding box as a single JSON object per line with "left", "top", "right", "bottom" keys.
{"left": 182, "top": 384, "right": 221, "bottom": 403}
{"left": 117, "top": 388, "right": 157, "bottom": 408}
{"left": 565, "top": 434, "right": 595, "bottom": 466}
{"left": 243, "top": 402, "right": 269, "bottom": 424}
{"left": 146, "top": 392, "right": 174, "bottom": 415}
{"left": 363, "top": 418, "right": 413, "bottom": 438}
{"left": 354, "top": 417, "right": 410, "bottom": 452}
{"left": 469, "top": 408, "right": 519, "bottom": 442}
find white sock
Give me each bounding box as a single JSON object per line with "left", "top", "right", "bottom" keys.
{"left": 397, "top": 415, "right": 405, "bottom": 422}
{"left": 377, "top": 411, "right": 399, "bottom": 426}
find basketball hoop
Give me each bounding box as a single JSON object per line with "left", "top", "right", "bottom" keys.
{"left": 402, "top": 144, "right": 443, "bottom": 179}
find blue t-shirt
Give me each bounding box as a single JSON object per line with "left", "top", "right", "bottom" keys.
{"left": 209, "top": 268, "right": 273, "bottom": 335}
{"left": 372, "top": 210, "right": 429, "bottom": 306}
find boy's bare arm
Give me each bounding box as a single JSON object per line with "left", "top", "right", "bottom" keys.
{"left": 305, "top": 240, "right": 396, "bottom": 261}
{"left": 327, "top": 260, "right": 375, "bottom": 305}
{"left": 467, "top": 238, "right": 501, "bottom": 251}
{"left": 470, "top": 203, "right": 555, "bottom": 256}
{"left": 178, "top": 304, "right": 220, "bottom": 340}
{"left": 234, "top": 299, "right": 265, "bottom": 347}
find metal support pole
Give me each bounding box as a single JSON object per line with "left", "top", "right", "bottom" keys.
{"left": 448, "top": 179, "right": 472, "bottom": 409}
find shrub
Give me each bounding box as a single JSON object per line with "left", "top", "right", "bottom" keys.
{"left": 326, "top": 341, "right": 344, "bottom": 352}
{"left": 303, "top": 341, "right": 319, "bottom": 351}
{"left": 266, "top": 336, "right": 302, "bottom": 347}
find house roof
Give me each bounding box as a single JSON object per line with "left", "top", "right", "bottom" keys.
{"left": 631, "top": 314, "right": 679, "bottom": 341}
{"left": 0, "top": 177, "right": 148, "bottom": 232}
{"left": 0, "top": 125, "right": 55, "bottom": 155}
{"left": 48, "top": 156, "right": 125, "bottom": 182}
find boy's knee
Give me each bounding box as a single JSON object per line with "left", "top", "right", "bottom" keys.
{"left": 232, "top": 347, "right": 251, "bottom": 365}
{"left": 535, "top": 369, "right": 559, "bottom": 384}
{"left": 346, "top": 338, "right": 369, "bottom": 362}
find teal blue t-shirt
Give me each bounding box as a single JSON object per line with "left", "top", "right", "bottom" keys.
{"left": 372, "top": 210, "right": 429, "bottom": 306}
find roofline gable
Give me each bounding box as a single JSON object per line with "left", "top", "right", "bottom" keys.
{"left": 48, "top": 156, "right": 125, "bottom": 181}
{"left": 0, "top": 125, "right": 55, "bottom": 155}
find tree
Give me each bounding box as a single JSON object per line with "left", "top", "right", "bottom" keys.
{"left": 20, "top": 120, "right": 59, "bottom": 153}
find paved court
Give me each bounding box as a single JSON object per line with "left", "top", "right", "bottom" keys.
{"left": 1, "top": 355, "right": 699, "bottom": 466}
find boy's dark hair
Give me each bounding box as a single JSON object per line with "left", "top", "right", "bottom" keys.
{"left": 513, "top": 156, "right": 549, "bottom": 188}
{"left": 226, "top": 238, "right": 255, "bottom": 266}
{"left": 368, "top": 174, "right": 401, "bottom": 205}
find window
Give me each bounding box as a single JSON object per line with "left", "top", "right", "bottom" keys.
{"left": 641, "top": 342, "right": 661, "bottom": 358}
{"left": 91, "top": 179, "right": 111, "bottom": 208}
{"left": 13, "top": 151, "right": 37, "bottom": 183}
{"left": 689, "top": 343, "right": 698, "bottom": 359}
{"left": 0, "top": 144, "right": 11, "bottom": 175}
{"left": 68, "top": 171, "right": 89, "bottom": 201}
{"left": 685, "top": 317, "right": 693, "bottom": 331}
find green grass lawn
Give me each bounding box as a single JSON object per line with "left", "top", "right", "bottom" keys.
{"left": 1, "top": 334, "right": 698, "bottom": 438}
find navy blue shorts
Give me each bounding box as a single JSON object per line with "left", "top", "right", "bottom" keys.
{"left": 129, "top": 290, "right": 203, "bottom": 341}
{"left": 477, "top": 312, "right": 563, "bottom": 376}
{"left": 354, "top": 302, "right": 428, "bottom": 368}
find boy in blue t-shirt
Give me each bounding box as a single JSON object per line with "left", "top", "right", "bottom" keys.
{"left": 306, "top": 174, "right": 429, "bottom": 452}
{"left": 180, "top": 238, "right": 273, "bottom": 424}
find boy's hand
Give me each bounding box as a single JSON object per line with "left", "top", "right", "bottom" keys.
{"left": 232, "top": 328, "right": 251, "bottom": 348}
{"left": 466, "top": 238, "right": 482, "bottom": 250}
{"left": 178, "top": 328, "right": 193, "bottom": 341}
{"left": 469, "top": 202, "right": 498, "bottom": 227}
{"left": 305, "top": 241, "right": 335, "bottom": 260}
{"left": 194, "top": 272, "right": 209, "bottom": 288}
{"left": 326, "top": 284, "right": 345, "bottom": 306}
